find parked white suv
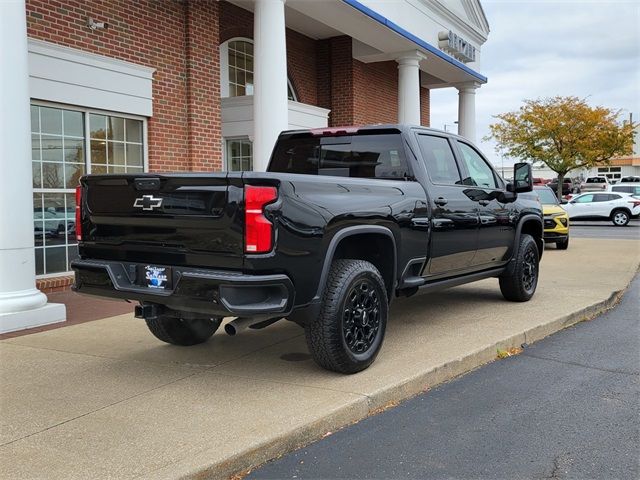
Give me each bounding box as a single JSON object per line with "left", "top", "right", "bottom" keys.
{"left": 579, "top": 176, "right": 610, "bottom": 193}
{"left": 562, "top": 192, "right": 640, "bottom": 226}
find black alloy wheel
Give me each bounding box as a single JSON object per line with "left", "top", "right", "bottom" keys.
{"left": 342, "top": 279, "right": 381, "bottom": 354}
{"left": 522, "top": 248, "right": 538, "bottom": 293}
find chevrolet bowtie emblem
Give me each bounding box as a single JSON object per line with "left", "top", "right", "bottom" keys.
{"left": 133, "top": 195, "right": 163, "bottom": 211}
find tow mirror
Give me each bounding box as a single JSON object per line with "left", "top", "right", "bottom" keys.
{"left": 514, "top": 162, "right": 533, "bottom": 193}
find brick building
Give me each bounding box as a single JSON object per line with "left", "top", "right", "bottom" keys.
{"left": 0, "top": 0, "right": 489, "bottom": 332}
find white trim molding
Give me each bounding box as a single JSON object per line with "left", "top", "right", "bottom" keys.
{"left": 28, "top": 39, "right": 155, "bottom": 117}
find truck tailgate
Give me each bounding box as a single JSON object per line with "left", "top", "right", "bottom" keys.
{"left": 79, "top": 174, "right": 244, "bottom": 269}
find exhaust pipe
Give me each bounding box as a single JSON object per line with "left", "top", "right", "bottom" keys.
{"left": 224, "top": 317, "right": 259, "bottom": 336}
{"left": 224, "top": 317, "right": 282, "bottom": 336}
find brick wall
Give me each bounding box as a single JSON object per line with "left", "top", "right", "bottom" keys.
{"left": 186, "top": 1, "right": 222, "bottom": 170}
{"left": 26, "top": 0, "right": 222, "bottom": 172}
{"left": 353, "top": 60, "right": 398, "bottom": 125}
{"left": 420, "top": 86, "right": 431, "bottom": 127}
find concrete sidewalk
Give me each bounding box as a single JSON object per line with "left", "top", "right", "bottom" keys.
{"left": 1, "top": 238, "right": 639, "bottom": 479}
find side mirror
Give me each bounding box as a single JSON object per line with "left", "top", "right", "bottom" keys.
{"left": 513, "top": 162, "right": 533, "bottom": 193}
{"left": 560, "top": 199, "right": 568, "bottom": 205}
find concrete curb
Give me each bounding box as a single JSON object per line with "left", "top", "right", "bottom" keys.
{"left": 180, "top": 281, "right": 631, "bottom": 480}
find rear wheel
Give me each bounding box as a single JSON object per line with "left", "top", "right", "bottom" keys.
{"left": 556, "top": 236, "right": 569, "bottom": 250}
{"left": 145, "top": 315, "right": 222, "bottom": 346}
{"left": 499, "top": 234, "right": 539, "bottom": 302}
{"left": 611, "top": 209, "right": 630, "bottom": 226}
{"left": 305, "top": 259, "right": 388, "bottom": 374}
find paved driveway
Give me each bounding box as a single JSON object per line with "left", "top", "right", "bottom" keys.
{"left": 1, "top": 238, "right": 638, "bottom": 479}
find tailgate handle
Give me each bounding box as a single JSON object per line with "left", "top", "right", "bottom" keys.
{"left": 134, "top": 178, "right": 161, "bottom": 191}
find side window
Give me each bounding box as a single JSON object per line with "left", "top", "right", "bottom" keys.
{"left": 592, "top": 194, "right": 610, "bottom": 202}
{"left": 456, "top": 142, "right": 498, "bottom": 188}
{"left": 575, "top": 194, "right": 594, "bottom": 203}
{"left": 607, "top": 194, "right": 621, "bottom": 201}
{"left": 416, "top": 135, "right": 461, "bottom": 185}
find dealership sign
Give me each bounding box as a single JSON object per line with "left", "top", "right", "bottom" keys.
{"left": 438, "top": 30, "right": 476, "bottom": 63}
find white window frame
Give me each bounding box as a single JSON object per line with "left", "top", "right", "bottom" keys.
{"left": 220, "top": 37, "right": 298, "bottom": 101}
{"left": 224, "top": 136, "right": 253, "bottom": 172}
{"left": 31, "top": 100, "right": 149, "bottom": 278}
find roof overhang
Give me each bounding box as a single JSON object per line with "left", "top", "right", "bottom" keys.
{"left": 227, "top": 0, "right": 488, "bottom": 87}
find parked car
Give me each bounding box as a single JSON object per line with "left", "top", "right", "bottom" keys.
{"left": 71, "top": 125, "right": 542, "bottom": 374}
{"left": 609, "top": 184, "right": 640, "bottom": 196}
{"left": 579, "top": 176, "right": 610, "bottom": 193}
{"left": 619, "top": 176, "right": 640, "bottom": 183}
{"left": 532, "top": 186, "right": 570, "bottom": 249}
{"left": 548, "top": 177, "right": 575, "bottom": 197}
{"left": 562, "top": 192, "right": 640, "bottom": 226}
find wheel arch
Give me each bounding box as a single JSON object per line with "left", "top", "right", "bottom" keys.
{"left": 515, "top": 215, "right": 544, "bottom": 259}
{"left": 314, "top": 226, "right": 397, "bottom": 301}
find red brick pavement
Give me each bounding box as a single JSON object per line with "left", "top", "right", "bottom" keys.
{"left": 0, "top": 292, "right": 132, "bottom": 340}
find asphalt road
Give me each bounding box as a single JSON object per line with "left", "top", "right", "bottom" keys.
{"left": 249, "top": 275, "right": 640, "bottom": 480}
{"left": 569, "top": 219, "right": 640, "bottom": 240}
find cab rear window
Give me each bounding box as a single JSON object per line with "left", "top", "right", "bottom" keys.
{"left": 269, "top": 133, "right": 412, "bottom": 180}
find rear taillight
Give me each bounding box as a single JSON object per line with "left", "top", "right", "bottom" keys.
{"left": 244, "top": 185, "right": 277, "bottom": 253}
{"left": 75, "top": 185, "right": 82, "bottom": 241}
{"left": 629, "top": 200, "right": 640, "bottom": 208}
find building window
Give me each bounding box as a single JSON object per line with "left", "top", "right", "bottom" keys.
{"left": 89, "top": 114, "right": 144, "bottom": 174}
{"left": 31, "top": 103, "right": 146, "bottom": 276}
{"left": 221, "top": 37, "right": 297, "bottom": 100}
{"left": 226, "top": 138, "right": 253, "bottom": 171}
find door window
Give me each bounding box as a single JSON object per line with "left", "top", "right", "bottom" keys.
{"left": 574, "top": 194, "right": 594, "bottom": 203}
{"left": 456, "top": 142, "right": 497, "bottom": 189}
{"left": 416, "top": 135, "right": 461, "bottom": 185}
{"left": 592, "top": 194, "right": 610, "bottom": 202}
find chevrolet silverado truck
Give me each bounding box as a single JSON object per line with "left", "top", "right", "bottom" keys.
{"left": 72, "top": 125, "right": 542, "bottom": 374}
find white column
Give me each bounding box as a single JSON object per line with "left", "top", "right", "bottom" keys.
{"left": 253, "top": 0, "right": 288, "bottom": 171}
{"left": 396, "top": 53, "right": 423, "bottom": 125}
{"left": 0, "top": 0, "right": 65, "bottom": 333}
{"left": 457, "top": 82, "right": 480, "bottom": 141}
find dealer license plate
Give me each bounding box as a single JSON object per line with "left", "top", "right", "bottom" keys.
{"left": 142, "top": 265, "right": 171, "bottom": 289}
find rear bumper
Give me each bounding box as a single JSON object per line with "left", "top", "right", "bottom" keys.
{"left": 71, "top": 259, "right": 295, "bottom": 318}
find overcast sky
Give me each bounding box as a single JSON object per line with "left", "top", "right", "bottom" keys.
{"left": 430, "top": 0, "right": 640, "bottom": 171}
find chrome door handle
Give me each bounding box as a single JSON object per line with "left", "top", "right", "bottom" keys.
{"left": 434, "top": 197, "right": 448, "bottom": 206}
{"left": 478, "top": 200, "right": 490, "bottom": 206}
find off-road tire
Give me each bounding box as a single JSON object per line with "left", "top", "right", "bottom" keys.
{"left": 305, "top": 259, "right": 388, "bottom": 374}
{"left": 499, "top": 234, "right": 539, "bottom": 302}
{"left": 145, "top": 315, "right": 222, "bottom": 346}
{"left": 556, "top": 236, "right": 569, "bottom": 250}
{"left": 611, "top": 209, "right": 630, "bottom": 227}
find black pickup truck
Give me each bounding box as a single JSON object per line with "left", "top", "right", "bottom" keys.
{"left": 72, "top": 125, "right": 542, "bottom": 373}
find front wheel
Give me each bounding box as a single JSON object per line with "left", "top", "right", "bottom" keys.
{"left": 611, "top": 209, "right": 630, "bottom": 227}
{"left": 145, "top": 315, "right": 222, "bottom": 346}
{"left": 499, "top": 234, "right": 540, "bottom": 302}
{"left": 305, "top": 259, "right": 388, "bottom": 374}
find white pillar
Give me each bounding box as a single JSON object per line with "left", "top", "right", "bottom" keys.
{"left": 396, "top": 53, "right": 423, "bottom": 125}
{"left": 0, "top": 0, "right": 65, "bottom": 333}
{"left": 253, "top": 0, "right": 288, "bottom": 171}
{"left": 457, "top": 82, "right": 480, "bottom": 141}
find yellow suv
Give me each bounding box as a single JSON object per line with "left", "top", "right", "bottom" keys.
{"left": 534, "top": 186, "right": 570, "bottom": 249}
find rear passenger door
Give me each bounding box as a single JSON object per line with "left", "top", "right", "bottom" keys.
{"left": 415, "top": 133, "right": 479, "bottom": 276}
{"left": 454, "top": 140, "right": 515, "bottom": 268}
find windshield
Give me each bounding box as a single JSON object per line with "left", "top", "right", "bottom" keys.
{"left": 536, "top": 188, "right": 558, "bottom": 205}
{"left": 586, "top": 177, "right": 606, "bottom": 183}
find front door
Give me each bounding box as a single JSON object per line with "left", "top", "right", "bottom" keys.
{"left": 455, "top": 141, "right": 515, "bottom": 267}
{"left": 415, "top": 134, "right": 479, "bottom": 276}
